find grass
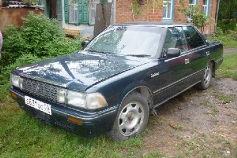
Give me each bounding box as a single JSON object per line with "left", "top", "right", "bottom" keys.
{"left": 208, "top": 32, "right": 237, "bottom": 48}
{"left": 213, "top": 92, "right": 236, "bottom": 104}
{"left": 176, "top": 133, "right": 237, "bottom": 158}
{"left": 0, "top": 105, "right": 144, "bottom": 158}
{"left": 216, "top": 53, "right": 237, "bottom": 80}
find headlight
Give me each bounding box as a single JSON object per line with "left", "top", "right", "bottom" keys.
{"left": 56, "top": 89, "right": 107, "bottom": 110}
{"left": 67, "top": 90, "right": 87, "bottom": 108}
{"left": 57, "top": 89, "right": 67, "bottom": 103}
{"left": 86, "top": 93, "right": 108, "bottom": 109}
{"left": 10, "top": 74, "right": 23, "bottom": 89}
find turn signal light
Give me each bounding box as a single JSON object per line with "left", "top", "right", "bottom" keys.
{"left": 10, "top": 92, "right": 17, "bottom": 99}
{"left": 67, "top": 116, "right": 83, "bottom": 125}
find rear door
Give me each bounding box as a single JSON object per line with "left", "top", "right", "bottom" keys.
{"left": 182, "top": 26, "right": 211, "bottom": 83}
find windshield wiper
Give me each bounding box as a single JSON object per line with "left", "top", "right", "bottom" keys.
{"left": 126, "top": 54, "right": 151, "bottom": 57}
{"left": 86, "top": 49, "right": 111, "bottom": 54}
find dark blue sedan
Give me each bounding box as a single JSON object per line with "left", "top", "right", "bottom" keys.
{"left": 10, "top": 23, "right": 223, "bottom": 141}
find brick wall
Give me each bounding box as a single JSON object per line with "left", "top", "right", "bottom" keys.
{"left": 116, "top": 0, "right": 217, "bottom": 34}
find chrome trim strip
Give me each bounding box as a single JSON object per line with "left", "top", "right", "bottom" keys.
{"left": 153, "top": 69, "right": 203, "bottom": 94}
{"left": 215, "top": 57, "right": 223, "bottom": 63}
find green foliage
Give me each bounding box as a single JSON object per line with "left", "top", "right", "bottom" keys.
{"left": 218, "top": 0, "right": 237, "bottom": 21}
{"left": 0, "top": 105, "right": 143, "bottom": 157}
{"left": 218, "top": 0, "right": 237, "bottom": 32}
{"left": 216, "top": 53, "right": 237, "bottom": 80}
{"left": 2, "top": 54, "right": 43, "bottom": 81}
{"left": 1, "top": 12, "right": 82, "bottom": 67}
{"left": 0, "top": 12, "right": 83, "bottom": 102}
{"left": 215, "top": 27, "right": 224, "bottom": 36}
{"left": 217, "top": 21, "right": 237, "bottom": 33}
{"left": 132, "top": 0, "right": 142, "bottom": 15}
{"left": 208, "top": 32, "right": 237, "bottom": 48}
{"left": 178, "top": 5, "right": 209, "bottom": 29}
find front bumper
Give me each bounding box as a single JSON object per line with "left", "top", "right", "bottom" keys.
{"left": 10, "top": 87, "right": 118, "bottom": 138}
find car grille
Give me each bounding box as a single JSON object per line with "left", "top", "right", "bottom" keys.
{"left": 22, "top": 78, "right": 58, "bottom": 103}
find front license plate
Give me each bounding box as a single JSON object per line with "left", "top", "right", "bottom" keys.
{"left": 25, "top": 96, "right": 52, "bottom": 115}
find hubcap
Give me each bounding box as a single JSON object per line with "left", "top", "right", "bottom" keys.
{"left": 203, "top": 64, "right": 212, "bottom": 86}
{"left": 118, "top": 102, "right": 144, "bottom": 136}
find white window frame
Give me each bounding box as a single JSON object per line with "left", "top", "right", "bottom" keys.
{"left": 89, "top": 0, "right": 100, "bottom": 25}
{"left": 163, "top": 0, "right": 173, "bottom": 19}
{"left": 188, "top": 0, "right": 197, "bottom": 21}
{"left": 68, "top": 0, "right": 78, "bottom": 24}
{"left": 202, "top": 0, "right": 208, "bottom": 16}
{"left": 56, "top": 0, "right": 62, "bottom": 21}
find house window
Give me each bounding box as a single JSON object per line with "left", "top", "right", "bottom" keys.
{"left": 65, "top": 0, "right": 108, "bottom": 25}
{"left": 56, "top": 0, "right": 62, "bottom": 21}
{"left": 68, "top": 0, "right": 78, "bottom": 24}
{"left": 89, "top": 0, "right": 100, "bottom": 25}
{"left": 163, "top": 0, "right": 172, "bottom": 19}
{"left": 202, "top": 0, "right": 209, "bottom": 16}
{"left": 188, "top": 0, "right": 197, "bottom": 21}
{"left": 189, "top": 0, "right": 196, "bottom": 5}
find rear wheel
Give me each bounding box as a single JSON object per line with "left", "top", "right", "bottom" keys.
{"left": 197, "top": 62, "right": 213, "bottom": 90}
{"left": 108, "top": 93, "right": 149, "bottom": 141}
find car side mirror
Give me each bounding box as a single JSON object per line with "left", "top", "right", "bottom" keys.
{"left": 167, "top": 48, "right": 181, "bottom": 57}
{"left": 81, "top": 40, "right": 90, "bottom": 48}
{"left": 206, "top": 40, "right": 210, "bottom": 46}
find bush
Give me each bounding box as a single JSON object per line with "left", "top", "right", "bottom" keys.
{"left": 215, "top": 27, "right": 224, "bottom": 37}
{"left": 217, "top": 21, "right": 237, "bottom": 33}
{"left": 1, "top": 12, "right": 82, "bottom": 68}
{"left": 0, "top": 12, "right": 83, "bottom": 103}
{"left": 0, "top": 54, "right": 44, "bottom": 102}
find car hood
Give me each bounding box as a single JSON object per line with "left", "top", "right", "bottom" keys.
{"left": 16, "top": 51, "right": 151, "bottom": 91}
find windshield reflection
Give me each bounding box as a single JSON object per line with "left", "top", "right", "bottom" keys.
{"left": 85, "top": 25, "right": 165, "bottom": 57}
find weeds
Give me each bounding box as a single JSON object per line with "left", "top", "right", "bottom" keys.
{"left": 213, "top": 92, "right": 235, "bottom": 104}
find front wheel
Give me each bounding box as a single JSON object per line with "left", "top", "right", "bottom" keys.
{"left": 108, "top": 93, "right": 149, "bottom": 141}
{"left": 197, "top": 62, "right": 213, "bottom": 90}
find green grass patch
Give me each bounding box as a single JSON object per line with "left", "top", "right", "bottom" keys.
{"left": 213, "top": 92, "right": 236, "bottom": 104}
{"left": 177, "top": 133, "right": 237, "bottom": 158}
{"left": 216, "top": 53, "right": 237, "bottom": 80}
{"left": 208, "top": 33, "right": 237, "bottom": 48}
{"left": 0, "top": 105, "right": 144, "bottom": 158}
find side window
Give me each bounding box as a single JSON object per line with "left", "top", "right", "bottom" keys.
{"left": 182, "top": 26, "right": 205, "bottom": 50}
{"left": 68, "top": 0, "right": 79, "bottom": 24}
{"left": 163, "top": 27, "right": 188, "bottom": 54}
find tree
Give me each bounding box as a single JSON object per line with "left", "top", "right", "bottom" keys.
{"left": 178, "top": 4, "right": 208, "bottom": 32}
{"left": 218, "top": 0, "right": 237, "bottom": 32}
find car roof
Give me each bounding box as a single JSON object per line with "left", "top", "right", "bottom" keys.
{"left": 113, "top": 22, "right": 193, "bottom": 28}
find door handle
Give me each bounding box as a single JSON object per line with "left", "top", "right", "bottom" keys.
{"left": 185, "top": 58, "right": 190, "bottom": 64}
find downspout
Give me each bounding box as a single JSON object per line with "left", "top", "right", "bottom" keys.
{"left": 62, "top": 0, "right": 65, "bottom": 28}
{"left": 215, "top": 0, "right": 221, "bottom": 33}
{"left": 113, "top": 0, "right": 116, "bottom": 24}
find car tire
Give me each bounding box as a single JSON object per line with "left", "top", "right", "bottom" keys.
{"left": 108, "top": 92, "right": 149, "bottom": 141}
{"left": 197, "top": 62, "right": 213, "bottom": 90}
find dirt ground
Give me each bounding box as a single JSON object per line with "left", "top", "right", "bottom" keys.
{"left": 142, "top": 78, "right": 237, "bottom": 157}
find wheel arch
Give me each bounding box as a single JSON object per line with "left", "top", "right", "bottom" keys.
{"left": 118, "top": 83, "right": 153, "bottom": 110}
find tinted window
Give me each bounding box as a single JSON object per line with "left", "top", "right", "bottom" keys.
{"left": 163, "top": 27, "right": 188, "bottom": 53}
{"left": 182, "top": 26, "right": 205, "bottom": 50}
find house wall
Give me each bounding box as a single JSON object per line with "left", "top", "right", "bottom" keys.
{"left": 116, "top": 0, "right": 217, "bottom": 35}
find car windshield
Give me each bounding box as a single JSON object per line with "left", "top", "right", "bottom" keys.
{"left": 84, "top": 25, "right": 165, "bottom": 57}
